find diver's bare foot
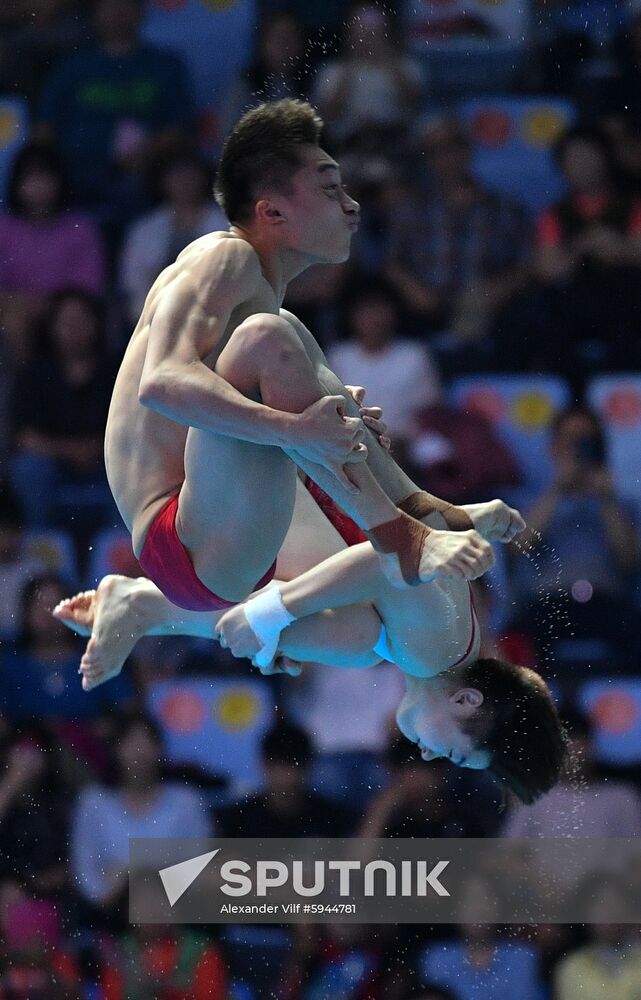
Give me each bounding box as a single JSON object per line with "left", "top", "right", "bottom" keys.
{"left": 459, "top": 499, "right": 525, "bottom": 543}
{"left": 53, "top": 591, "right": 96, "bottom": 637}
{"left": 70, "top": 575, "right": 155, "bottom": 692}
{"left": 371, "top": 513, "right": 495, "bottom": 588}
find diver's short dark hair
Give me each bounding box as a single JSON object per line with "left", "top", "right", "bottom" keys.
{"left": 214, "top": 99, "right": 324, "bottom": 224}
{"left": 455, "top": 657, "right": 569, "bottom": 807}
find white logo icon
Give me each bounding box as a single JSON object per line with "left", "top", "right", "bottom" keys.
{"left": 159, "top": 849, "right": 220, "bottom": 906}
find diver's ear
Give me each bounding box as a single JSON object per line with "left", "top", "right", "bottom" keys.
{"left": 451, "top": 687, "right": 484, "bottom": 709}
{"left": 256, "top": 197, "right": 286, "bottom": 226}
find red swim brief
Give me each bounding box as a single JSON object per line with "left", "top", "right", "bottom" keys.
{"left": 138, "top": 494, "right": 277, "bottom": 612}
{"left": 138, "top": 481, "right": 365, "bottom": 613}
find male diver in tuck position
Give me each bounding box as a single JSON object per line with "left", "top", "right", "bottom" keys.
{"left": 55, "top": 98, "right": 567, "bottom": 803}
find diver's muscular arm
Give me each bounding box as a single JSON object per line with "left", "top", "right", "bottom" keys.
{"left": 216, "top": 541, "right": 390, "bottom": 665}
{"left": 138, "top": 242, "right": 292, "bottom": 446}
{"left": 138, "top": 242, "right": 357, "bottom": 465}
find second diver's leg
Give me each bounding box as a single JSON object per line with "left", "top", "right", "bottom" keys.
{"left": 55, "top": 572, "right": 381, "bottom": 690}
{"left": 54, "top": 477, "right": 373, "bottom": 689}
{"left": 278, "top": 313, "right": 500, "bottom": 583}
{"left": 282, "top": 309, "right": 472, "bottom": 530}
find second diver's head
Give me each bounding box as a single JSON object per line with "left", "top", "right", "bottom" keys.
{"left": 396, "top": 657, "right": 569, "bottom": 807}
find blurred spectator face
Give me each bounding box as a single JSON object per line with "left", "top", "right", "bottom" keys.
{"left": 2, "top": 734, "right": 48, "bottom": 791}
{"left": 115, "top": 721, "right": 162, "bottom": 781}
{"left": 348, "top": 4, "right": 390, "bottom": 58}
{"left": 348, "top": 293, "right": 397, "bottom": 349}
{"left": 94, "top": 0, "right": 141, "bottom": 44}
{"left": 161, "top": 156, "right": 210, "bottom": 207}
{"left": 421, "top": 123, "right": 471, "bottom": 185}
{"left": 263, "top": 760, "right": 306, "bottom": 797}
{"left": 16, "top": 164, "right": 61, "bottom": 217}
{"left": 561, "top": 138, "right": 608, "bottom": 191}
{"left": 551, "top": 409, "right": 605, "bottom": 469}
{"left": 262, "top": 13, "right": 304, "bottom": 71}
{"left": 50, "top": 294, "right": 99, "bottom": 357}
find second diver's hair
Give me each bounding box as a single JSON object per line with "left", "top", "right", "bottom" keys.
{"left": 455, "top": 657, "right": 570, "bottom": 807}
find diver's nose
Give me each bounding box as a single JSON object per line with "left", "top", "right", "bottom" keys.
{"left": 342, "top": 189, "right": 360, "bottom": 215}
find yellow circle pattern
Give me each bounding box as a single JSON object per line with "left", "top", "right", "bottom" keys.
{"left": 511, "top": 391, "right": 555, "bottom": 431}
{"left": 0, "top": 107, "right": 20, "bottom": 147}
{"left": 522, "top": 107, "right": 567, "bottom": 148}
{"left": 201, "top": 0, "right": 239, "bottom": 9}
{"left": 214, "top": 688, "right": 260, "bottom": 731}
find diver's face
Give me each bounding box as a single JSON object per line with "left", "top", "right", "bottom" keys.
{"left": 271, "top": 146, "right": 360, "bottom": 263}
{"left": 395, "top": 677, "right": 491, "bottom": 771}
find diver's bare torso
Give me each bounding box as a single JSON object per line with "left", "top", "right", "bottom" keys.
{"left": 105, "top": 232, "right": 278, "bottom": 557}
{"left": 373, "top": 572, "right": 481, "bottom": 678}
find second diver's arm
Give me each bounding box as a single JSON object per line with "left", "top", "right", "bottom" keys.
{"left": 216, "top": 542, "right": 388, "bottom": 668}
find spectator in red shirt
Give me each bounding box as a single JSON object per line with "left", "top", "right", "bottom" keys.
{"left": 536, "top": 126, "right": 641, "bottom": 281}
{"left": 496, "top": 126, "right": 641, "bottom": 379}
{"left": 100, "top": 924, "right": 227, "bottom": 1000}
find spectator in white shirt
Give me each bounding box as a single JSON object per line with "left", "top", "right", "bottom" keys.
{"left": 327, "top": 279, "right": 441, "bottom": 459}
{"left": 119, "top": 146, "right": 228, "bottom": 326}
{"left": 70, "top": 710, "right": 211, "bottom": 928}
{"left": 313, "top": 1, "right": 424, "bottom": 156}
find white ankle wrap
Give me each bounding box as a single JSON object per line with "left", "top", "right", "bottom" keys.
{"left": 243, "top": 586, "right": 296, "bottom": 668}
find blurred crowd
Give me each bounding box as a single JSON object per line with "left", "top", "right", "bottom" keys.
{"left": 2, "top": 0, "right": 641, "bottom": 997}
